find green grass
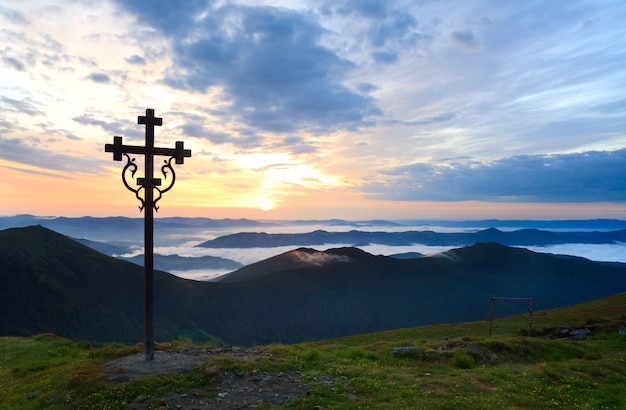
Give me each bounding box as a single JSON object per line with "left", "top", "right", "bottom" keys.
{"left": 2, "top": 293, "right": 626, "bottom": 409}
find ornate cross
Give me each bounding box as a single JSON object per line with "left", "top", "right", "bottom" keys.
{"left": 105, "top": 108, "right": 191, "bottom": 361}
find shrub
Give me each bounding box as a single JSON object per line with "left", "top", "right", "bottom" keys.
{"left": 452, "top": 351, "right": 476, "bottom": 369}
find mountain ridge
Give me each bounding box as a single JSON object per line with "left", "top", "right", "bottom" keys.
{"left": 2, "top": 225, "right": 626, "bottom": 346}
{"left": 197, "top": 227, "right": 626, "bottom": 248}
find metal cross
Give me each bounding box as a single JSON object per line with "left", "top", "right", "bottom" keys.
{"left": 105, "top": 108, "right": 191, "bottom": 361}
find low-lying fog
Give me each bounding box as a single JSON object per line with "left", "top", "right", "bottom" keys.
{"left": 131, "top": 222, "right": 626, "bottom": 281}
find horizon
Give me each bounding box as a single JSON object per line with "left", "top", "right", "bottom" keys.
{"left": 1, "top": 1, "right": 625, "bottom": 220}
{"left": 3, "top": 214, "right": 626, "bottom": 274}
{"left": 3, "top": 213, "right": 626, "bottom": 223}
{"left": 4, "top": 217, "right": 626, "bottom": 283}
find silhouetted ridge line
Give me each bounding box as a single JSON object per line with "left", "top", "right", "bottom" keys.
{"left": 2, "top": 226, "right": 626, "bottom": 346}
{"left": 197, "top": 228, "right": 626, "bottom": 248}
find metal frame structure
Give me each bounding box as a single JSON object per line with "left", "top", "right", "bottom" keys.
{"left": 489, "top": 297, "right": 534, "bottom": 337}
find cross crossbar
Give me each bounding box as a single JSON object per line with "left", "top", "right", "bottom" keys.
{"left": 105, "top": 138, "right": 191, "bottom": 163}
{"left": 138, "top": 109, "right": 163, "bottom": 127}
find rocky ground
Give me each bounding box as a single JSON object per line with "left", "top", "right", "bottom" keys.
{"left": 104, "top": 346, "right": 339, "bottom": 409}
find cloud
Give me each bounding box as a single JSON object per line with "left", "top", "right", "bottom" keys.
{"left": 333, "top": 1, "right": 422, "bottom": 63}
{"left": 337, "top": 0, "right": 387, "bottom": 18}
{"left": 88, "top": 73, "right": 111, "bottom": 83}
{"left": 0, "top": 96, "right": 45, "bottom": 116}
{"left": 113, "top": 1, "right": 382, "bottom": 134}
{"left": 125, "top": 54, "right": 146, "bottom": 65}
{"left": 0, "top": 164, "right": 72, "bottom": 179}
{"left": 181, "top": 114, "right": 265, "bottom": 148}
{"left": 0, "top": 31, "right": 64, "bottom": 71}
{"left": 367, "top": 10, "right": 419, "bottom": 48}
{"left": 72, "top": 114, "right": 142, "bottom": 139}
{"left": 450, "top": 30, "right": 481, "bottom": 51}
{"left": 36, "top": 121, "right": 83, "bottom": 142}
{"left": 113, "top": 0, "right": 205, "bottom": 37}
{"left": 372, "top": 51, "right": 398, "bottom": 63}
{"left": 2, "top": 55, "right": 25, "bottom": 71}
{"left": 364, "top": 149, "right": 626, "bottom": 202}
{"left": 404, "top": 112, "right": 457, "bottom": 126}
{"left": 278, "top": 135, "right": 317, "bottom": 154}
{"left": 291, "top": 249, "right": 352, "bottom": 266}
{"left": 0, "top": 5, "right": 29, "bottom": 24}
{"left": 0, "top": 137, "right": 104, "bottom": 174}
{"left": 358, "top": 83, "right": 377, "bottom": 93}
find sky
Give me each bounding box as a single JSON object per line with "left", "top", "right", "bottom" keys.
{"left": 1, "top": 0, "right": 625, "bottom": 220}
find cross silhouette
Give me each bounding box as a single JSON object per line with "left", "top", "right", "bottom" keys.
{"left": 104, "top": 108, "right": 191, "bottom": 361}
{"left": 105, "top": 109, "right": 191, "bottom": 189}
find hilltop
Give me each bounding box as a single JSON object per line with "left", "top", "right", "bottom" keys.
{"left": 1, "top": 292, "right": 625, "bottom": 408}
{"left": 2, "top": 226, "right": 626, "bottom": 347}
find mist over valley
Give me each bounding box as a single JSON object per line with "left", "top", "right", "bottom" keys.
{"left": 3, "top": 215, "right": 626, "bottom": 281}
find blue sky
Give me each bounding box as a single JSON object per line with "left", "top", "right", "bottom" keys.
{"left": 0, "top": 0, "right": 625, "bottom": 219}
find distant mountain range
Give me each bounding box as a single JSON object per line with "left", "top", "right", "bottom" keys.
{"left": 118, "top": 254, "right": 242, "bottom": 271}
{"left": 3, "top": 214, "right": 626, "bottom": 238}
{"left": 2, "top": 226, "right": 626, "bottom": 346}
{"left": 0, "top": 215, "right": 280, "bottom": 246}
{"left": 0, "top": 214, "right": 279, "bottom": 231}
{"left": 197, "top": 228, "right": 626, "bottom": 248}
{"left": 71, "top": 238, "right": 242, "bottom": 272}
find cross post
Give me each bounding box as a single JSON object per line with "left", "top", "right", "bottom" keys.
{"left": 105, "top": 108, "right": 191, "bottom": 361}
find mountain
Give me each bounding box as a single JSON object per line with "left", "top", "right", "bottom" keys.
{"left": 72, "top": 236, "right": 242, "bottom": 271}
{"left": 402, "top": 218, "right": 626, "bottom": 230}
{"left": 0, "top": 226, "right": 218, "bottom": 344}
{"left": 2, "top": 226, "right": 626, "bottom": 346}
{"left": 0, "top": 215, "right": 278, "bottom": 234}
{"left": 289, "top": 218, "right": 404, "bottom": 227}
{"left": 196, "top": 227, "right": 626, "bottom": 248}
{"left": 389, "top": 251, "right": 424, "bottom": 259}
{"left": 74, "top": 237, "right": 132, "bottom": 255}
{"left": 119, "top": 254, "right": 242, "bottom": 271}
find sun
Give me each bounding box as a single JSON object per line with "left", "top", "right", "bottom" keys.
{"left": 259, "top": 199, "right": 277, "bottom": 212}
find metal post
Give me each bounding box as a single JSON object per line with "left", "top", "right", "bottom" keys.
{"left": 488, "top": 297, "right": 534, "bottom": 337}
{"left": 489, "top": 297, "right": 495, "bottom": 337}
{"left": 143, "top": 112, "right": 155, "bottom": 361}
{"left": 528, "top": 298, "right": 534, "bottom": 337}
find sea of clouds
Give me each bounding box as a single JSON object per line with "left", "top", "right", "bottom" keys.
{"left": 136, "top": 222, "right": 626, "bottom": 281}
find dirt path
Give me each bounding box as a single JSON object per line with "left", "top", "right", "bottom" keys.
{"left": 104, "top": 346, "right": 315, "bottom": 409}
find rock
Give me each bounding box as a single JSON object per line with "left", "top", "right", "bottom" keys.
{"left": 391, "top": 346, "right": 421, "bottom": 357}
{"left": 132, "top": 394, "right": 146, "bottom": 403}
{"left": 569, "top": 329, "right": 591, "bottom": 340}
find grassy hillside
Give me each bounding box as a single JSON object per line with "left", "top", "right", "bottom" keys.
{"left": 1, "top": 293, "right": 625, "bottom": 409}
{"left": 0, "top": 226, "right": 224, "bottom": 345}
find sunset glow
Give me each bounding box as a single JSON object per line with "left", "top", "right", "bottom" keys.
{"left": 1, "top": 1, "right": 625, "bottom": 220}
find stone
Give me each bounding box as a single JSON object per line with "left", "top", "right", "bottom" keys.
{"left": 569, "top": 329, "right": 591, "bottom": 340}
{"left": 391, "top": 346, "right": 421, "bottom": 357}
{"left": 132, "top": 394, "right": 146, "bottom": 403}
